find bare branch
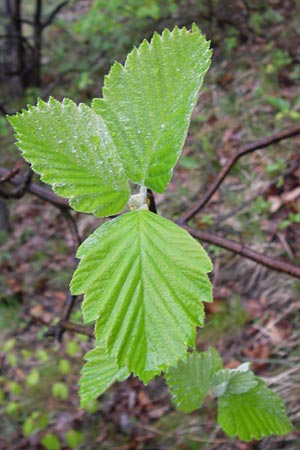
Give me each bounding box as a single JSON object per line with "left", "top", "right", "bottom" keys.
{"left": 209, "top": 157, "right": 300, "bottom": 232}
{"left": 61, "top": 292, "right": 77, "bottom": 322}
{"left": 45, "top": 319, "right": 94, "bottom": 339}
{"left": 0, "top": 167, "right": 20, "bottom": 183}
{"left": 42, "top": 1, "right": 69, "bottom": 29}
{"left": 184, "top": 225, "right": 300, "bottom": 279}
{"left": 0, "top": 166, "right": 80, "bottom": 259}
{"left": 0, "top": 166, "right": 70, "bottom": 210}
{"left": 20, "top": 18, "right": 34, "bottom": 25}
{"left": 179, "top": 126, "right": 300, "bottom": 224}
{"left": 45, "top": 292, "right": 80, "bottom": 341}
{"left": 61, "top": 209, "right": 82, "bottom": 247}
{"left": 0, "top": 168, "right": 33, "bottom": 198}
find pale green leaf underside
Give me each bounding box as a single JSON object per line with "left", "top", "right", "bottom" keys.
{"left": 165, "top": 348, "right": 222, "bottom": 413}
{"left": 218, "top": 379, "right": 293, "bottom": 441}
{"left": 8, "top": 98, "right": 130, "bottom": 217}
{"left": 71, "top": 210, "right": 213, "bottom": 382}
{"left": 92, "top": 24, "right": 212, "bottom": 192}
{"left": 79, "top": 345, "right": 129, "bottom": 407}
{"left": 213, "top": 365, "right": 258, "bottom": 397}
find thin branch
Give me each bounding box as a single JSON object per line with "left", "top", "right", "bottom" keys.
{"left": 209, "top": 157, "right": 300, "bottom": 232}
{"left": 20, "top": 18, "right": 34, "bottom": 25}
{"left": 42, "top": 1, "right": 69, "bottom": 29}
{"left": 0, "top": 168, "right": 33, "bottom": 198}
{"left": 45, "top": 292, "right": 79, "bottom": 341}
{"left": 184, "top": 225, "right": 300, "bottom": 279}
{"left": 0, "top": 166, "right": 70, "bottom": 210}
{"left": 62, "top": 293, "right": 77, "bottom": 322}
{"left": 0, "top": 167, "right": 20, "bottom": 183}
{"left": 45, "top": 319, "right": 94, "bottom": 339}
{"left": 179, "top": 126, "right": 300, "bottom": 224}
{"left": 0, "top": 168, "right": 80, "bottom": 250}
{"left": 61, "top": 209, "right": 82, "bottom": 247}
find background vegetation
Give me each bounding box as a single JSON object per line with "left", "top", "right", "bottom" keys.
{"left": 1, "top": 1, "right": 300, "bottom": 449}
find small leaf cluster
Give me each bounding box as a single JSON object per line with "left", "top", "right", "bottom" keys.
{"left": 166, "top": 349, "right": 293, "bottom": 441}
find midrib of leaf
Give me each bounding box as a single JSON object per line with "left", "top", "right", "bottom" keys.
{"left": 128, "top": 38, "right": 169, "bottom": 181}
{"left": 81, "top": 223, "right": 140, "bottom": 323}
{"left": 143, "top": 230, "right": 203, "bottom": 327}
{"left": 71, "top": 210, "right": 212, "bottom": 380}
{"left": 217, "top": 378, "right": 293, "bottom": 441}
{"left": 8, "top": 98, "right": 130, "bottom": 217}
{"left": 92, "top": 25, "right": 212, "bottom": 193}
{"left": 138, "top": 216, "right": 196, "bottom": 354}
{"left": 144, "top": 28, "right": 211, "bottom": 187}
{"left": 97, "top": 216, "right": 147, "bottom": 366}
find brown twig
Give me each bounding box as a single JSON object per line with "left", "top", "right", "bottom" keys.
{"left": 42, "top": 1, "right": 69, "bottom": 29}
{"left": 209, "top": 157, "right": 300, "bottom": 232}
{"left": 0, "top": 166, "right": 69, "bottom": 209}
{"left": 44, "top": 292, "right": 81, "bottom": 341}
{"left": 179, "top": 126, "right": 300, "bottom": 224}
{"left": 61, "top": 209, "right": 82, "bottom": 247}
{"left": 0, "top": 166, "right": 80, "bottom": 267}
{"left": 0, "top": 167, "right": 20, "bottom": 183}
{"left": 184, "top": 225, "right": 300, "bottom": 279}
{"left": 62, "top": 293, "right": 77, "bottom": 322}
{"left": 45, "top": 319, "right": 94, "bottom": 339}
{"left": 0, "top": 168, "right": 33, "bottom": 199}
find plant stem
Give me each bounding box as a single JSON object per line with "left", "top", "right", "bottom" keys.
{"left": 184, "top": 225, "right": 300, "bottom": 279}
{"left": 178, "top": 126, "right": 300, "bottom": 224}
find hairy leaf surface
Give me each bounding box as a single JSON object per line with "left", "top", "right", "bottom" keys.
{"left": 218, "top": 378, "right": 293, "bottom": 441}
{"left": 79, "top": 345, "right": 129, "bottom": 407}
{"left": 71, "top": 210, "right": 213, "bottom": 382}
{"left": 165, "top": 348, "right": 222, "bottom": 412}
{"left": 92, "top": 24, "right": 211, "bottom": 192}
{"left": 8, "top": 98, "right": 130, "bottom": 217}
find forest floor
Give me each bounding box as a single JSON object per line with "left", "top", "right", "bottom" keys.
{"left": 1, "top": 2, "right": 300, "bottom": 449}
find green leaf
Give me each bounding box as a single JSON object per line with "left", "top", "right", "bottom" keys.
{"left": 22, "top": 411, "right": 49, "bottom": 437}
{"left": 6, "top": 401, "right": 20, "bottom": 416}
{"left": 52, "top": 382, "right": 69, "bottom": 400}
{"left": 58, "top": 358, "right": 71, "bottom": 375}
{"left": 26, "top": 368, "right": 40, "bottom": 387}
{"left": 165, "top": 348, "right": 222, "bottom": 413}
{"left": 66, "top": 340, "right": 81, "bottom": 357}
{"left": 41, "top": 433, "right": 61, "bottom": 450}
{"left": 8, "top": 98, "right": 130, "bottom": 217}
{"left": 218, "top": 378, "right": 293, "bottom": 441}
{"left": 8, "top": 381, "right": 22, "bottom": 395}
{"left": 79, "top": 344, "right": 130, "bottom": 407}
{"left": 0, "top": 387, "right": 4, "bottom": 403}
{"left": 92, "top": 24, "right": 211, "bottom": 193}
{"left": 213, "top": 363, "right": 258, "bottom": 397}
{"left": 65, "top": 429, "right": 84, "bottom": 449}
{"left": 71, "top": 210, "right": 212, "bottom": 382}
